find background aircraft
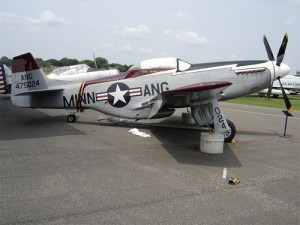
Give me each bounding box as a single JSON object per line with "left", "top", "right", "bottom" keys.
{"left": 258, "top": 74, "right": 300, "bottom": 97}
{"left": 0, "top": 64, "right": 12, "bottom": 94}
{"left": 47, "top": 64, "right": 120, "bottom": 82}
{"left": 10, "top": 34, "right": 291, "bottom": 142}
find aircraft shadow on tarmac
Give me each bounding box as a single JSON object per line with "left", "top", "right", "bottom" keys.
{"left": 2, "top": 93, "right": 239, "bottom": 167}
{"left": 81, "top": 120, "right": 242, "bottom": 168}
{"left": 0, "top": 96, "right": 85, "bottom": 141}
{"left": 149, "top": 126, "right": 242, "bottom": 168}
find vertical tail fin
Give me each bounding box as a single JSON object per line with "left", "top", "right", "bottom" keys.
{"left": 11, "top": 53, "right": 52, "bottom": 107}
{"left": 12, "top": 53, "right": 50, "bottom": 96}
{"left": 11, "top": 53, "right": 74, "bottom": 108}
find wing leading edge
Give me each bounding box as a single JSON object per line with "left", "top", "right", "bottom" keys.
{"left": 136, "top": 81, "right": 232, "bottom": 119}
{"left": 169, "top": 81, "right": 232, "bottom": 93}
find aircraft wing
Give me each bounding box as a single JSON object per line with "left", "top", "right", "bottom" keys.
{"left": 167, "top": 81, "right": 231, "bottom": 93}
{"left": 136, "top": 81, "right": 232, "bottom": 118}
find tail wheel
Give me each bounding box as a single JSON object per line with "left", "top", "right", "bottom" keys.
{"left": 67, "top": 114, "right": 77, "bottom": 123}
{"left": 224, "top": 119, "right": 236, "bottom": 143}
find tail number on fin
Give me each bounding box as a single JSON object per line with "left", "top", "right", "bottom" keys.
{"left": 15, "top": 80, "right": 40, "bottom": 89}
{"left": 15, "top": 73, "right": 40, "bottom": 89}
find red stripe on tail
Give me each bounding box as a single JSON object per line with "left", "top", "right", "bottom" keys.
{"left": 12, "top": 53, "right": 40, "bottom": 73}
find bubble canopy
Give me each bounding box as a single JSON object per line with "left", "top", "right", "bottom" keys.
{"left": 129, "top": 57, "right": 191, "bottom": 72}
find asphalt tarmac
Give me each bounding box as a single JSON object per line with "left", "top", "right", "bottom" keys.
{"left": 0, "top": 94, "right": 299, "bottom": 225}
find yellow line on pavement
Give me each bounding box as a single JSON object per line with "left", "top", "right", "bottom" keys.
{"left": 222, "top": 107, "right": 300, "bottom": 120}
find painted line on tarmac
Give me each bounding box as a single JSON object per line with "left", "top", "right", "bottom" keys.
{"left": 222, "top": 108, "right": 300, "bottom": 120}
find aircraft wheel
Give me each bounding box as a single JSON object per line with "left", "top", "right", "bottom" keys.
{"left": 67, "top": 114, "right": 77, "bottom": 123}
{"left": 224, "top": 119, "right": 236, "bottom": 143}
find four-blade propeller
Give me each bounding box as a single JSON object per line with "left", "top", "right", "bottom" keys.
{"left": 263, "top": 33, "right": 292, "bottom": 114}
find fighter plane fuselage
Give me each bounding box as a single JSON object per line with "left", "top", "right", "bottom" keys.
{"left": 56, "top": 60, "right": 273, "bottom": 119}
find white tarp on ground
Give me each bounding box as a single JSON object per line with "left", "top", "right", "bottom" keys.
{"left": 129, "top": 128, "right": 151, "bottom": 138}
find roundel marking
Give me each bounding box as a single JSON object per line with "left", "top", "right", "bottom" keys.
{"left": 107, "top": 82, "right": 131, "bottom": 108}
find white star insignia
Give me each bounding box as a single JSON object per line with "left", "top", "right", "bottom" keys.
{"left": 109, "top": 84, "right": 128, "bottom": 105}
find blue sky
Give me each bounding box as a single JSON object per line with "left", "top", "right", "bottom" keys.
{"left": 1, "top": 0, "right": 299, "bottom": 73}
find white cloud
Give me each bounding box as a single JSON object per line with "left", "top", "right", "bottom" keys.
{"left": 116, "top": 25, "right": 151, "bottom": 39}
{"left": 0, "top": 12, "right": 32, "bottom": 26}
{"left": 164, "top": 29, "right": 207, "bottom": 46}
{"left": 0, "top": 11, "right": 69, "bottom": 28}
{"left": 35, "top": 10, "right": 69, "bottom": 26}
{"left": 0, "top": 12, "right": 20, "bottom": 24}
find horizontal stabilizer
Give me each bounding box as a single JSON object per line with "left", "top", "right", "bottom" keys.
{"left": 14, "top": 88, "right": 64, "bottom": 96}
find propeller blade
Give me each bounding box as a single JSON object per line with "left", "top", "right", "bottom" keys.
{"left": 278, "top": 78, "right": 293, "bottom": 113}
{"left": 264, "top": 34, "right": 275, "bottom": 99}
{"left": 276, "top": 33, "right": 288, "bottom": 66}
{"left": 266, "top": 83, "right": 273, "bottom": 99}
{"left": 263, "top": 35, "right": 274, "bottom": 61}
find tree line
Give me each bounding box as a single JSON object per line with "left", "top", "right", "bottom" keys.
{"left": 0, "top": 56, "right": 132, "bottom": 72}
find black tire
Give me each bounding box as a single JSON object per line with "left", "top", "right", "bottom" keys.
{"left": 67, "top": 114, "right": 76, "bottom": 123}
{"left": 224, "top": 119, "right": 236, "bottom": 143}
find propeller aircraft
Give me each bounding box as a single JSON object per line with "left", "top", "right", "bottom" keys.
{"left": 258, "top": 74, "right": 300, "bottom": 97}
{"left": 10, "top": 34, "right": 291, "bottom": 142}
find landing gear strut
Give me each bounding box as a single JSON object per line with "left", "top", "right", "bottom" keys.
{"left": 191, "top": 97, "right": 236, "bottom": 143}
{"left": 67, "top": 114, "right": 77, "bottom": 123}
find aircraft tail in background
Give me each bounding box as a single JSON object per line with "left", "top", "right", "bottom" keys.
{"left": 0, "top": 64, "right": 12, "bottom": 94}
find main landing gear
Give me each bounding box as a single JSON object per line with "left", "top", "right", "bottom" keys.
{"left": 67, "top": 114, "right": 77, "bottom": 123}
{"left": 208, "top": 118, "right": 236, "bottom": 143}
{"left": 191, "top": 97, "right": 236, "bottom": 143}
